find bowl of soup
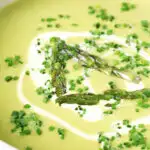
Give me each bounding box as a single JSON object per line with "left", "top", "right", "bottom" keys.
{"left": 0, "top": 0, "right": 150, "bottom": 150}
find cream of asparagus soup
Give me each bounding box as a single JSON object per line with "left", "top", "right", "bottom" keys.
{"left": 0, "top": 0, "right": 150, "bottom": 150}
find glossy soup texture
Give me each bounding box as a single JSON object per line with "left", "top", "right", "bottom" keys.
{"left": 0, "top": 0, "right": 150, "bottom": 150}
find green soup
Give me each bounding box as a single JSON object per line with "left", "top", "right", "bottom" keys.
{"left": 0, "top": 0, "right": 150, "bottom": 150}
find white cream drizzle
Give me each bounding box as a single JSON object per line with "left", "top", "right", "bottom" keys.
{"left": 17, "top": 31, "right": 150, "bottom": 141}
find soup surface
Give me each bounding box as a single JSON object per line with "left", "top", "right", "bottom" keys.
{"left": 0, "top": 0, "right": 150, "bottom": 150}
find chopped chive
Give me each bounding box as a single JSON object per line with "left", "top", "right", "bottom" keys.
{"left": 71, "top": 23, "right": 79, "bottom": 27}
{"left": 135, "top": 108, "right": 140, "bottom": 112}
{"left": 108, "top": 81, "right": 117, "bottom": 89}
{"left": 25, "top": 70, "right": 30, "bottom": 76}
{"left": 55, "top": 23, "right": 61, "bottom": 28}
{"left": 47, "top": 24, "right": 53, "bottom": 28}
{"left": 121, "top": 2, "right": 136, "bottom": 12}
{"left": 24, "top": 104, "right": 31, "bottom": 109}
{"left": 36, "top": 128, "right": 42, "bottom": 135}
{"left": 5, "top": 55, "right": 23, "bottom": 67}
{"left": 103, "top": 110, "right": 113, "bottom": 115}
{"left": 41, "top": 18, "right": 45, "bottom": 22}
{"left": 46, "top": 17, "right": 57, "bottom": 22}
{"left": 13, "top": 76, "right": 19, "bottom": 81}
{"left": 48, "top": 126, "right": 56, "bottom": 131}
{"left": 107, "top": 29, "right": 113, "bottom": 35}
{"left": 57, "top": 128, "right": 66, "bottom": 140}
{"left": 4, "top": 76, "right": 13, "bottom": 82}
{"left": 25, "top": 146, "right": 32, "bottom": 150}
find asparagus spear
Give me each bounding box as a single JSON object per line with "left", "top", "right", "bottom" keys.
{"left": 56, "top": 93, "right": 100, "bottom": 105}
{"left": 51, "top": 68, "right": 66, "bottom": 97}
{"left": 50, "top": 37, "right": 133, "bottom": 82}
{"left": 75, "top": 48, "right": 128, "bottom": 81}
{"left": 56, "top": 88, "right": 150, "bottom": 105}
{"left": 103, "top": 88, "right": 150, "bottom": 99}
{"left": 50, "top": 37, "right": 67, "bottom": 96}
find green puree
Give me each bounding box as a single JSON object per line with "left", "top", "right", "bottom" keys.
{"left": 1, "top": 0, "right": 150, "bottom": 150}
